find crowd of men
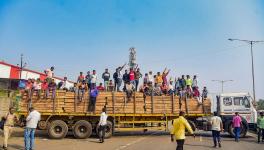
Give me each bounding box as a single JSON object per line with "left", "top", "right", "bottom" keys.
{"left": 17, "top": 65, "right": 208, "bottom": 105}
{"left": 73, "top": 65, "right": 208, "bottom": 102}
{"left": 1, "top": 65, "right": 264, "bottom": 150}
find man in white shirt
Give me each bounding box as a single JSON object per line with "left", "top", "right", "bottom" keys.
{"left": 168, "top": 81, "right": 175, "bottom": 95}
{"left": 60, "top": 77, "right": 71, "bottom": 91}
{"left": 98, "top": 108, "right": 108, "bottom": 143}
{"left": 148, "top": 71, "right": 154, "bottom": 85}
{"left": 45, "top": 66, "right": 54, "bottom": 83}
{"left": 91, "top": 70, "right": 98, "bottom": 87}
{"left": 210, "top": 112, "right": 223, "bottom": 148}
{"left": 24, "top": 107, "right": 41, "bottom": 150}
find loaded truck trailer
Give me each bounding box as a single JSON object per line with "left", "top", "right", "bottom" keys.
{"left": 15, "top": 91, "right": 256, "bottom": 139}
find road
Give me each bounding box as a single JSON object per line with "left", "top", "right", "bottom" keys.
{"left": 0, "top": 129, "right": 263, "bottom": 150}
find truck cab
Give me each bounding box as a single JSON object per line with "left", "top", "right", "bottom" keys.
{"left": 216, "top": 92, "right": 257, "bottom": 137}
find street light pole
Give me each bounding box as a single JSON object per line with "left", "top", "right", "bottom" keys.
{"left": 19, "top": 54, "right": 27, "bottom": 80}
{"left": 228, "top": 38, "right": 264, "bottom": 105}
{"left": 20, "top": 54, "right": 23, "bottom": 79}
{"left": 212, "top": 80, "right": 233, "bottom": 93}
{"left": 250, "top": 41, "right": 256, "bottom": 106}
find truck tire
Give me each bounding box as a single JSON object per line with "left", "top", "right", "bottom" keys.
{"left": 47, "top": 120, "right": 68, "bottom": 139}
{"left": 73, "top": 120, "right": 92, "bottom": 139}
{"left": 96, "top": 121, "right": 113, "bottom": 139}
{"left": 188, "top": 120, "right": 196, "bottom": 132}
{"left": 185, "top": 120, "right": 196, "bottom": 135}
{"left": 228, "top": 122, "right": 247, "bottom": 138}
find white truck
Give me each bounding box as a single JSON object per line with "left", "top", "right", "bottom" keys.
{"left": 213, "top": 92, "right": 257, "bottom": 137}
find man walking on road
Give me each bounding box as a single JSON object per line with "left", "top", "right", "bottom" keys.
{"left": 210, "top": 112, "right": 223, "bottom": 148}
{"left": 257, "top": 112, "right": 264, "bottom": 143}
{"left": 232, "top": 112, "right": 242, "bottom": 142}
{"left": 171, "top": 111, "right": 194, "bottom": 150}
{"left": 98, "top": 107, "right": 108, "bottom": 143}
{"left": 24, "top": 107, "right": 41, "bottom": 150}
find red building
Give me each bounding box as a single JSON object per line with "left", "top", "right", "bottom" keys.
{"left": 0, "top": 61, "right": 73, "bottom": 89}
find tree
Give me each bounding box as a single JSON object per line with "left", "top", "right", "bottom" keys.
{"left": 257, "top": 99, "right": 264, "bottom": 110}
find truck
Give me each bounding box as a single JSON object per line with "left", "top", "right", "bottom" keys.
{"left": 15, "top": 91, "right": 256, "bottom": 139}
{"left": 214, "top": 92, "right": 257, "bottom": 137}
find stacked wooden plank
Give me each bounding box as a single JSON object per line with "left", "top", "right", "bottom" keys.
{"left": 18, "top": 91, "right": 211, "bottom": 115}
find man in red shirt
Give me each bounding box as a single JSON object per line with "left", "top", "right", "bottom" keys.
{"left": 41, "top": 79, "right": 49, "bottom": 99}
{"left": 97, "top": 83, "right": 105, "bottom": 91}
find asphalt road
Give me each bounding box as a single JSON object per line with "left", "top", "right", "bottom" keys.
{"left": 0, "top": 129, "right": 263, "bottom": 150}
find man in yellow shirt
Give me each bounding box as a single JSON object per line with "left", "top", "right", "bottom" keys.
{"left": 171, "top": 111, "right": 194, "bottom": 150}
{"left": 156, "top": 72, "right": 163, "bottom": 86}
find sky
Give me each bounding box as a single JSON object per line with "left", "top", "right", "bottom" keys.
{"left": 0, "top": 0, "right": 263, "bottom": 100}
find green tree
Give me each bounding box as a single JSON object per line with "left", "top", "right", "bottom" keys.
{"left": 257, "top": 99, "right": 264, "bottom": 110}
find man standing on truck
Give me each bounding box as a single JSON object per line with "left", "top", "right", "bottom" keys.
{"left": 171, "top": 111, "right": 194, "bottom": 150}
{"left": 89, "top": 85, "right": 99, "bottom": 113}
{"left": 232, "top": 112, "right": 242, "bottom": 142}
{"left": 257, "top": 112, "right": 264, "bottom": 143}
{"left": 210, "top": 112, "right": 223, "bottom": 148}
{"left": 98, "top": 107, "right": 108, "bottom": 143}
{"left": 24, "top": 107, "right": 41, "bottom": 150}
{"left": 45, "top": 66, "right": 54, "bottom": 83}
{"left": 102, "top": 68, "right": 111, "bottom": 91}
{"left": 91, "top": 70, "right": 98, "bottom": 88}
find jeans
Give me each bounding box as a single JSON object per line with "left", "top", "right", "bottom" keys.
{"left": 88, "top": 97, "right": 96, "bottom": 112}
{"left": 98, "top": 125, "right": 106, "bottom": 142}
{"left": 43, "top": 89, "right": 49, "bottom": 99}
{"left": 212, "top": 130, "right": 221, "bottom": 146}
{"left": 234, "top": 127, "right": 241, "bottom": 141}
{"left": 117, "top": 79, "right": 122, "bottom": 91}
{"left": 135, "top": 80, "right": 139, "bottom": 91}
{"left": 258, "top": 128, "right": 264, "bottom": 142}
{"left": 24, "top": 128, "right": 36, "bottom": 150}
{"left": 47, "top": 88, "right": 56, "bottom": 99}
{"left": 176, "top": 139, "right": 185, "bottom": 150}
{"left": 130, "top": 80, "right": 136, "bottom": 89}
{"left": 78, "top": 89, "right": 85, "bottom": 101}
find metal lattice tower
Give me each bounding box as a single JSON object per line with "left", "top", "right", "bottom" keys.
{"left": 129, "top": 47, "right": 137, "bottom": 69}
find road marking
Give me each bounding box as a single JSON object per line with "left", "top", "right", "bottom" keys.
{"left": 114, "top": 132, "right": 158, "bottom": 150}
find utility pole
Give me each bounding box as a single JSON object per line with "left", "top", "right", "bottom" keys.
{"left": 20, "top": 54, "right": 23, "bottom": 79}
{"left": 212, "top": 80, "right": 233, "bottom": 93}
{"left": 19, "top": 54, "right": 27, "bottom": 80}
{"left": 228, "top": 38, "right": 264, "bottom": 105}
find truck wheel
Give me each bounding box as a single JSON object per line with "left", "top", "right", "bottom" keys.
{"left": 73, "top": 120, "right": 92, "bottom": 139}
{"left": 228, "top": 122, "right": 247, "bottom": 138}
{"left": 185, "top": 120, "right": 196, "bottom": 135}
{"left": 47, "top": 120, "right": 68, "bottom": 139}
{"left": 38, "top": 121, "right": 48, "bottom": 130}
{"left": 96, "top": 121, "right": 113, "bottom": 139}
{"left": 188, "top": 120, "right": 196, "bottom": 132}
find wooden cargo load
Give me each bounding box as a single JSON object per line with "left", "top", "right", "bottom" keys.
{"left": 18, "top": 91, "right": 211, "bottom": 115}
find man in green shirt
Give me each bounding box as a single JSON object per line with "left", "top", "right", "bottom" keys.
{"left": 257, "top": 112, "right": 264, "bottom": 143}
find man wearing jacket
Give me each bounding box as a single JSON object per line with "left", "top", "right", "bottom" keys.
{"left": 171, "top": 111, "right": 194, "bottom": 150}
